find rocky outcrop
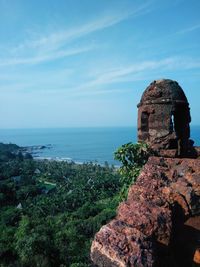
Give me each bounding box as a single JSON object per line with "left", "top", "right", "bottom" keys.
{"left": 91, "top": 79, "right": 200, "bottom": 266}
{"left": 91, "top": 157, "right": 200, "bottom": 267}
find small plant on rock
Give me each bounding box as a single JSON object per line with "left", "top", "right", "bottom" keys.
{"left": 114, "top": 142, "right": 150, "bottom": 200}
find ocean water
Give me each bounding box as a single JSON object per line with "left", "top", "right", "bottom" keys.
{"left": 0, "top": 126, "right": 199, "bottom": 165}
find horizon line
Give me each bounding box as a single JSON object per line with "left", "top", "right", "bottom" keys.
{"left": 0, "top": 125, "right": 136, "bottom": 130}
{"left": 0, "top": 124, "right": 200, "bottom": 130}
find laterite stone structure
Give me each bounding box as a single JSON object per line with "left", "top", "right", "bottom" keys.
{"left": 91, "top": 79, "right": 200, "bottom": 267}
{"left": 138, "top": 79, "right": 192, "bottom": 156}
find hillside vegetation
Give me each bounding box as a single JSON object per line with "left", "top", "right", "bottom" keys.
{"left": 0, "top": 142, "right": 147, "bottom": 267}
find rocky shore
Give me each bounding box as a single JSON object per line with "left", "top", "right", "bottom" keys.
{"left": 18, "top": 144, "right": 52, "bottom": 156}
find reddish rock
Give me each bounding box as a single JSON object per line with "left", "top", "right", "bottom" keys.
{"left": 91, "top": 157, "right": 200, "bottom": 267}
{"left": 193, "top": 249, "right": 200, "bottom": 264}
{"left": 117, "top": 201, "right": 171, "bottom": 246}
{"left": 91, "top": 220, "right": 155, "bottom": 267}
{"left": 137, "top": 79, "right": 192, "bottom": 157}
{"left": 195, "top": 146, "right": 200, "bottom": 157}
{"left": 91, "top": 80, "right": 200, "bottom": 267}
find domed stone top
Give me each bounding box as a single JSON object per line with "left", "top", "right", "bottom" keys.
{"left": 137, "top": 79, "right": 192, "bottom": 156}
{"left": 139, "top": 79, "right": 188, "bottom": 106}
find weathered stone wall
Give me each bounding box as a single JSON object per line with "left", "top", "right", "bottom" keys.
{"left": 91, "top": 156, "right": 200, "bottom": 267}
{"left": 138, "top": 103, "right": 173, "bottom": 142}
{"left": 91, "top": 79, "right": 199, "bottom": 266}
{"left": 137, "top": 80, "right": 191, "bottom": 156}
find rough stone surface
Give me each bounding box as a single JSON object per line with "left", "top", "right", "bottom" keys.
{"left": 91, "top": 157, "right": 200, "bottom": 267}
{"left": 91, "top": 80, "right": 200, "bottom": 267}
{"left": 91, "top": 221, "right": 155, "bottom": 267}
{"left": 137, "top": 79, "right": 193, "bottom": 157}
{"left": 117, "top": 201, "right": 171, "bottom": 246}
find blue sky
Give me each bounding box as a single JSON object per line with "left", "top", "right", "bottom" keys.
{"left": 0, "top": 0, "right": 200, "bottom": 128}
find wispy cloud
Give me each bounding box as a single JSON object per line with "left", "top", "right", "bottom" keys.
{"left": 15, "top": 2, "right": 151, "bottom": 53}
{"left": 177, "top": 23, "right": 200, "bottom": 35}
{"left": 0, "top": 45, "right": 94, "bottom": 67}
{"left": 2, "top": 55, "right": 200, "bottom": 91}
{"left": 0, "top": 2, "right": 152, "bottom": 67}
{"left": 70, "top": 57, "right": 200, "bottom": 95}
{"left": 72, "top": 58, "right": 175, "bottom": 89}
{"left": 2, "top": 56, "right": 200, "bottom": 97}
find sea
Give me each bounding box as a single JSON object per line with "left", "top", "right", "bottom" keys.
{"left": 0, "top": 126, "right": 200, "bottom": 166}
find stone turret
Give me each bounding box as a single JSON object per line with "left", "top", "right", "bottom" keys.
{"left": 137, "top": 79, "right": 192, "bottom": 156}
{"left": 91, "top": 79, "right": 200, "bottom": 267}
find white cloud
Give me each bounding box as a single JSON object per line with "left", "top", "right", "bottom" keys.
{"left": 0, "top": 45, "right": 94, "bottom": 66}
{"left": 0, "top": 2, "right": 152, "bottom": 67}
{"left": 69, "top": 57, "right": 200, "bottom": 95}
{"left": 72, "top": 58, "right": 174, "bottom": 89}
{"left": 1, "top": 56, "right": 200, "bottom": 95}
{"left": 177, "top": 23, "right": 200, "bottom": 35}
{"left": 16, "top": 2, "right": 151, "bottom": 53}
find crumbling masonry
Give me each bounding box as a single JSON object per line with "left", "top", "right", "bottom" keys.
{"left": 91, "top": 79, "right": 200, "bottom": 267}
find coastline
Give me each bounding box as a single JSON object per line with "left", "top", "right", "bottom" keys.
{"left": 21, "top": 144, "right": 120, "bottom": 167}
{"left": 33, "top": 155, "right": 120, "bottom": 168}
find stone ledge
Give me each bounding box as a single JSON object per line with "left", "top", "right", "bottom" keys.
{"left": 91, "top": 156, "right": 200, "bottom": 267}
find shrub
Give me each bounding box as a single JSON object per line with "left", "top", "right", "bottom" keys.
{"left": 114, "top": 142, "right": 150, "bottom": 200}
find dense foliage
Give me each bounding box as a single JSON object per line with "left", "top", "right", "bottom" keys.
{"left": 0, "top": 143, "right": 122, "bottom": 267}
{"left": 114, "top": 142, "right": 150, "bottom": 199}
{"left": 0, "top": 142, "right": 147, "bottom": 267}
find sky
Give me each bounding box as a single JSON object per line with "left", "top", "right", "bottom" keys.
{"left": 0, "top": 0, "right": 200, "bottom": 128}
